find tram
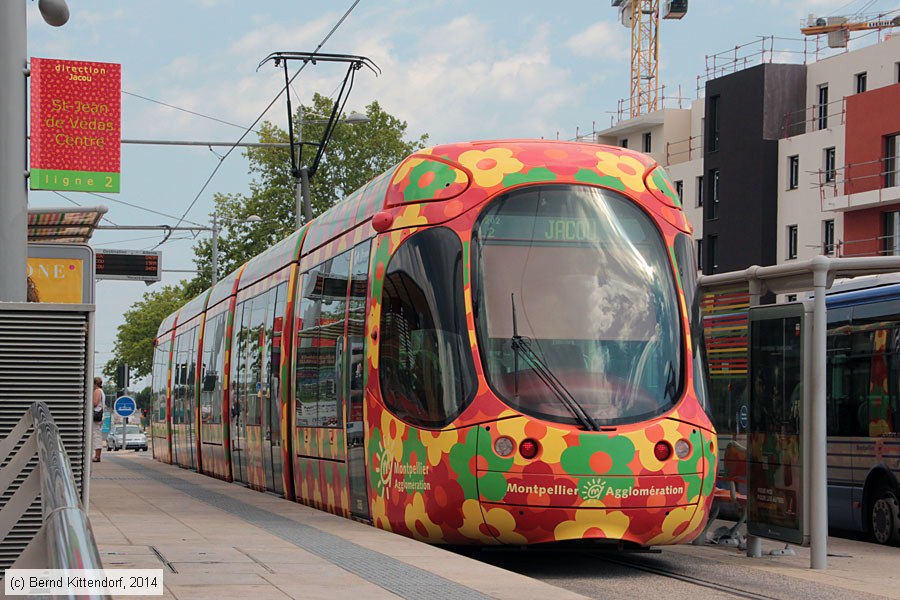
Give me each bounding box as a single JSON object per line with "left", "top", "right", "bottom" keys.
{"left": 151, "top": 140, "right": 717, "bottom": 547}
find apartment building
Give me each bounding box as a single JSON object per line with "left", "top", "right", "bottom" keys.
{"left": 597, "top": 34, "right": 900, "bottom": 275}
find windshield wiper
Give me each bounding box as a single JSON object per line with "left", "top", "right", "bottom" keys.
{"left": 510, "top": 293, "right": 600, "bottom": 432}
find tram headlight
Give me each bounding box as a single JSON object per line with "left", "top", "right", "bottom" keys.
{"left": 674, "top": 439, "right": 692, "bottom": 459}
{"left": 494, "top": 436, "right": 515, "bottom": 457}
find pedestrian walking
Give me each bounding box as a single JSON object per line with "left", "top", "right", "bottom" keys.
{"left": 92, "top": 377, "right": 105, "bottom": 462}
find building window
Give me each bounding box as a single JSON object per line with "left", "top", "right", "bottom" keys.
{"left": 824, "top": 147, "right": 836, "bottom": 183}
{"left": 675, "top": 180, "right": 683, "bottom": 201}
{"left": 696, "top": 239, "right": 703, "bottom": 271}
{"left": 707, "top": 235, "right": 718, "bottom": 273}
{"left": 855, "top": 72, "right": 867, "bottom": 94}
{"left": 886, "top": 134, "right": 899, "bottom": 188}
{"left": 787, "top": 225, "right": 798, "bottom": 259}
{"left": 706, "top": 169, "right": 719, "bottom": 220}
{"left": 643, "top": 132, "right": 652, "bottom": 153}
{"left": 823, "top": 219, "right": 835, "bottom": 255}
{"left": 708, "top": 95, "right": 720, "bottom": 152}
{"left": 817, "top": 84, "right": 829, "bottom": 130}
{"left": 620, "top": 138, "right": 628, "bottom": 149}
{"left": 696, "top": 175, "right": 704, "bottom": 207}
{"left": 885, "top": 211, "right": 900, "bottom": 256}
{"left": 788, "top": 155, "right": 799, "bottom": 190}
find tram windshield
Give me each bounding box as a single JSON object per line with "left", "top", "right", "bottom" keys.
{"left": 473, "top": 184, "right": 682, "bottom": 426}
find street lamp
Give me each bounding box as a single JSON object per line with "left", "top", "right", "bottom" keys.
{"left": 295, "top": 111, "right": 370, "bottom": 229}
{"left": 210, "top": 213, "right": 261, "bottom": 285}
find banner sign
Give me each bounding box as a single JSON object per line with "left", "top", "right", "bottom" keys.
{"left": 30, "top": 58, "right": 121, "bottom": 193}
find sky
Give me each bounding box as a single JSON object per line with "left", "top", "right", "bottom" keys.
{"left": 23, "top": 0, "right": 898, "bottom": 388}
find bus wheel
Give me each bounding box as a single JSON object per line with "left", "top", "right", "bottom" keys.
{"left": 871, "top": 486, "right": 900, "bottom": 545}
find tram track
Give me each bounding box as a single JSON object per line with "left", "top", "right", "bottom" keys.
{"left": 591, "top": 553, "right": 780, "bottom": 600}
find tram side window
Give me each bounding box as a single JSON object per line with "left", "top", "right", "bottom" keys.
{"left": 244, "top": 290, "right": 275, "bottom": 427}
{"left": 295, "top": 252, "right": 351, "bottom": 428}
{"left": 153, "top": 340, "right": 170, "bottom": 422}
{"left": 200, "top": 312, "right": 227, "bottom": 424}
{"left": 348, "top": 243, "right": 370, "bottom": 388}
{"left": 173, "top": 332, "right": 188, "bottom": 424}
{"left": 173, "top": 327, "right": 199, "bottom": 426}
{"left": 231, "top": 301, "right": 251, "bottom": 425}
{"left": 379, "top": 227, "right": 476, "bottom": 428}
{"left": 269, "top": 283, "right": 287, "bottom": 439}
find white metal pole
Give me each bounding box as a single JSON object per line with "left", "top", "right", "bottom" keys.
{"left": 0, "top": 2, "right": 28, "bottom": 302}
{"left": 211, "top": 212, "right": 219, "bottom": 286}
{"left": 810, "top": 256, "right": 829, "bottom": 569}
{"left": 746, "top": 273, "right": 763, "bottom": 559}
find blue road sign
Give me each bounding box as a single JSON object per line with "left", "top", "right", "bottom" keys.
{"left": 114, "top": 395, "right": 136, "bottom": 418}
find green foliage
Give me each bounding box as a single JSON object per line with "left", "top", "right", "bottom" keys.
{"left": 191, "top": 94, "right": 429, "bottom": 284}
{"left": 103, "top": 285, "right": 188, "bottom": 380}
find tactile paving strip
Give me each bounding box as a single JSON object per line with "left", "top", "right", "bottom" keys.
{"left": 110, "top": 457, "right": 492, "bottom": 600}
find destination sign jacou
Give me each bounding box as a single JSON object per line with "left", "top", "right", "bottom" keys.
{"left": 30, "top": 58, "right": 122, "bottom": 193}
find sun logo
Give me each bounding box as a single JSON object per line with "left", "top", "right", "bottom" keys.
{"left": 375, "top": 440, "right": 394, "bottom": 498}
{"left": 579, "top": 478, "right": 609, "bottom": 501}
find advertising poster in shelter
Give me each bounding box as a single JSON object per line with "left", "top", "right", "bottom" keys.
{"left": 747, "top": 304, "right": 806, "bottom": 545}
{"left": 30, "top": 57, "right": 121, "bottom": 192}
{"left": 26, "top": 244, "right": 95, "bottom": 304}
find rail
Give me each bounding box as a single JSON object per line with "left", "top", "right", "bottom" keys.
{"left": 0, "top": 402, "right": 107, "bottom": 598}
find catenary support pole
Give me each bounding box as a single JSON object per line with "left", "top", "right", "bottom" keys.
{"left": 0, "top": 2, "right": 28, "bottom": 302}
{"left": 300, "top": 167, "right": 312, "bottom": 225}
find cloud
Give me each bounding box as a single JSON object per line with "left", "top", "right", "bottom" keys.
{"left": 567, "top": 21, "right": 629, "bottom": 60}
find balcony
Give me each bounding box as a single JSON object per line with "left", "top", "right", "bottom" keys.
{"left": 818, "top": 156, "right": 900, "bottom": 212}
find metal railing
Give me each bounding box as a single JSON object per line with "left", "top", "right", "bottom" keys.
{"left": 0, "top": 402, "right": 107, "bottom": 597}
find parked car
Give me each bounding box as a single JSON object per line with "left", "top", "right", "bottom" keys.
{"left": 107, "top": 424, "right": 148, "bottom": 451}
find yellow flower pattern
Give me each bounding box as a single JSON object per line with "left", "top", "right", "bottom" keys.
{"left": 595, "top": 150, "right": 647, "bottom": 193}
{"left": 458, "top": 148, "right": 523, "bottom": 188}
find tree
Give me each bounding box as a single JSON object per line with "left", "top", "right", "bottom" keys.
{"left": 104, "top": 285, "right": 188, "bottom": 380}
{"left": 189, "top": 93, "right": 429, "bottom": 287}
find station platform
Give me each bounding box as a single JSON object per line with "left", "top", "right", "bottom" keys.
{"left": 83, "top": 452, "right": 900, "bottom": 599}
{"left": 84, "top": 452, "right": 588, "bottom": 600}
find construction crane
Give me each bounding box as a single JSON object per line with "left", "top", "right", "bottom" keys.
{"left": 612, "top": 0, "right": 687, "bottom": 118}
{"left": 800, "top": 12, "right": 900, "bottom": 48}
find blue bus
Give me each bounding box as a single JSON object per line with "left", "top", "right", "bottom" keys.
{"left": 823, "top": 281, "right": 900, "bottom": 544}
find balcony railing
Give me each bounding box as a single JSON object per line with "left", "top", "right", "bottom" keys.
{"left": 815, "top": 156, "right": 900, "bottom": 211}
{"left": 665, "top": 133, "right": 704, "bottom": 165}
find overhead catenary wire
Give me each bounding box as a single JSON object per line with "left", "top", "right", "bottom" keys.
{"left": 86, "top": 192, "right": 205, "bottom": 227}
{"left": 123, "top": 90, "right": 260, "bottom": 134}
{"left": 157, "top": 0, "right": 365, "bottom": 246}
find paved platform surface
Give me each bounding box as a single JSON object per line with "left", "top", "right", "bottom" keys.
{"left": 670, "top": 523, "right": 900, "bottom": 599}
{"left": 83, "top": 452, "right": 900, "bottom": 599}
{"left": 84, "top": 452, "right": 589, "bottom": 600}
